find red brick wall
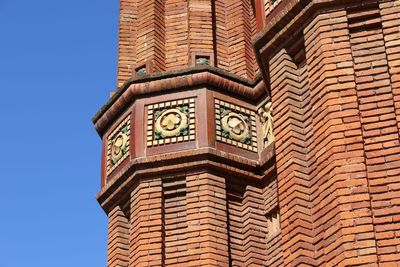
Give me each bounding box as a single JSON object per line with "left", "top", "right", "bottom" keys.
{"left": 116, "top": 0, "right": 259, "bottom": 86}
{"left": 129, "top": 178, "right": 163, "bottom": 266}
{"left": 262, "top": 0, "right": 400, "bottom": 265}
{"left": 117, "top": 0, "right": 137, "bottom": 85}
{"left": 104, "top": 169, "right": 278, "bottom": 266}
{"left": 165, "top": 0, "right": 189, "bottom": 70}
{"left": 107, "top": 206, "right": 130, "bottom": 267}
{"left": 226, "top": 178, "right": 275, "bottom": 266}
{"left": 101, "top": 0, "right": 400, "bottom": 266}
{"left": 376, "top": 1, "right": 400, "bottom": 263}
{"left": 270, "top": 47, "right": 316, "bottom": 265}
{"left": 163, "top": 175, "right": 187, "bottom": 265}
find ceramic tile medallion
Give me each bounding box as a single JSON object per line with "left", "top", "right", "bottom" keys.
{"left": 215, "top": 99, "right": 258, "bottom": 152}
{"left": 147, "top": 98, "right": 196, "bottom": 147}
{"left": 106, "top": 116, "right": 131, "bottom": 175}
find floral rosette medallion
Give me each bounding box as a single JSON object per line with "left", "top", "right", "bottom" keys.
{"left": 221, "top": 108, "right": 251, "bottom": 144}
{"left": 215, "top": 99, "right": 258, "bottom": 152}
{"left": 155, "top": 106, "right": 189, "bottom": 139}
{"left": 111, "top": 126, "right": 129, "bottom": 164}
{"left": 106, "top": 116, "right": 131, "bottom": 175}
{"left": 147, "top": 98, "right": 196, "bottom": 147}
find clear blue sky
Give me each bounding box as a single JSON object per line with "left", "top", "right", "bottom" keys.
{"left": 0, "top": 0, "right": 118, "bottom": 266}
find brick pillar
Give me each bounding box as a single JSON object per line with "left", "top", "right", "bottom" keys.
{"left": 118, "top": 0, "right": 138, "bottom": 86}
{"left": 164, "top": 0, "right": 189, "bottom": 70}
{"left": 108, "top": 206, "right": 130, "bottom": 267}
{"left": 381, "top": 0, "right": 400, "bottom": 132}
{"left": 163, "top": 176, "right": 187, "bottom": 266}
{"left": 185, "top": 173, "right": 229, "bottom": 266}
{"left": 214, "top": 0, "right": 229, "bottom": 71}
{"left": 226, "top": 181, "right": 245, "bottom": 266}
{"left": 188, "top": 0, "right": 214, "bottom": 60}
{"left": 129, "top": 179, "right": 163, "bottom": 266}
{"left": 116, "top": 0, "right": 259, "bottom": 85}
{"left": 117, "top": 0, "right": 137, "bottom": 85}
{"left": 117, "top": 0, "right": 166, "bottom": 85}
{"left": 256, "top": 1, "right": 400, "bottom": 265}
{"left": 225, "top": 0, "right": 257, "bottom": 79}
{"left": 136, "top": 0, "right": 165, "bottom": 73}
{"left": 241, "top": 184, "right": 268, "bottom": 266}
{"left": 371, "top": 0, "right": 400, "bottom": 264}
{"left": 270, "top": 48, "right": 317, "bottom": 266}
{"left": 214, "top": 0, "right": 258, "bottom": 79}
{"left": 262, "top": 179, "right": 283, "bottom": 266}
{"left": 304, "top": 8, "right": 380, "bottom": 266}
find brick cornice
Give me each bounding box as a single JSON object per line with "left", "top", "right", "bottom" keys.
{"left": 97, "top": 145, "right": 275, "bottom": 214}
{"left": 93, "top": 66, "right": 266, "bottom": 136}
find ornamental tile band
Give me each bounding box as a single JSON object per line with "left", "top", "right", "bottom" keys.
{"left": 215, "top": 99, "right": 258, "bottom": 152}
{"left": 106, "top": 116, "right": 131, "bottom": 175}
{"left": 147, "top": 98, "right": 196, "bottom": 147}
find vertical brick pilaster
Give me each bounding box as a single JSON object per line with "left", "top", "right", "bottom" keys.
{"left": 262, "top": 3, "right": 400, "bottom": 265}
{"left": 270, "top": 48, "right": 317, "bottom": 266}
{"left": 225, "top": 0, "right": 258, "bottom": 79}
{"left": 108, "top": 206, "right": 130, "bottom": 267}
{"left": 116, "top": 0, "right": 258, "bottom": 84}
{"left": 241, "top": 185, "right": 268, "bottom": 266}
{"left": 163, "top": 176, "right": 188, "bottom": 266}
{"left": 165, "top": 0, "right": 189, "bottom": 70}
{"left": 129, "top": 179, "right": 163, "bottom": 267}
{"left": 117, "top": 0, "right": 138, "bottom": 85}
{"left": 188, "top": 0, "right": 214, "bottom": 59}
{"left": 366, "top": 0, "right": 400, "bottom": 264}
{"left": 304, "top": 8, "right": 379, "bottom": 266}
{"left": 378, "top": 0, "right": 400, "bottom": 261}
{"left": 214, "top": 0, "right": 229, "bottom": 70}
{"left": 135, "top": 0, "right": 165, "bottom": 74}
{"left": 381, "top": 0, "right": 400, "bottom": 133}
{"left": 262, "top": 179, "right": 283, "bottom": 266}
{"left": 118, "top": 0, "right": 166, "bottom": 85}
{"left": 185, "top": 173, "right": 229, "bottom": 266}
{"left": 226, "top": 182, "right": 245, "bottom": 266}
{"left": 243, "top": 0, "right": 258, "bottom": 80}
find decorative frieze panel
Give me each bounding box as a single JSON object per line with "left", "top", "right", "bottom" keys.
{"left": 258, "top": 101, "right": 274, "bottom": 149}
{"left": 147, "top": 98, "right": 196, "bottom": 147}
{"left": 106, "top": 116, "right": 131, "bottom": 175}
{"left": 215, "top": 99, "right": 258, "bottom": 152}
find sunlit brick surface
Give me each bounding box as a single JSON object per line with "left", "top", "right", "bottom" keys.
{"left": 95, "top": 0, "right": 400, "bottom": 266}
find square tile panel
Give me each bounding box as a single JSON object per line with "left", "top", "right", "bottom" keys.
{"left": 215, "top": 99, "right": 258, "bottom": 152}
{"left": 106, "top": 116, "right": 131, "bottom": 175}
{"left": 147, "top": 98, "right": 196, "bottom": 147}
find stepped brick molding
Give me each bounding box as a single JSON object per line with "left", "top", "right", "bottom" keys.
{"left": 94, "top": 0, "right": 400, "bottom": 266}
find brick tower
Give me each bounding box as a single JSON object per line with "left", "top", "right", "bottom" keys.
{"left": 93, "top": 0, "right": 400, "bottom": 266}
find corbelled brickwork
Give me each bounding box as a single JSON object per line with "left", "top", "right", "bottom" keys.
{"left": 94, "top": 0, "right": 400, "bottom": 266}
